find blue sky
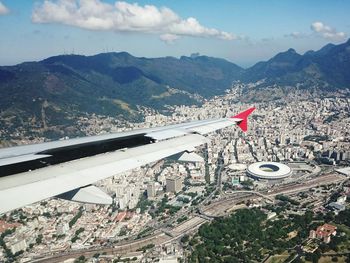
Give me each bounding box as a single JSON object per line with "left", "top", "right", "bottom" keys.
{"left": 0, "top": 0, "right": 349, "bottom": 67}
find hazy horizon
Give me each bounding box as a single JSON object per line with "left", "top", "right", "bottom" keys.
{"left": 2, "top": 38, "right": 349, "bottom": 69}
{"left": 0, "top": 0, "right": 349, "bottom": 67}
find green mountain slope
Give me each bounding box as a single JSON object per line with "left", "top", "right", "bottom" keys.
{"left": 0, "top": 53, "right": 243, "bottom": 132}
{"left": 1, "top": 39, "right": 350, "bottom": 140}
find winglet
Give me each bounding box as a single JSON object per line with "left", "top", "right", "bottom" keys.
{"left": 231, "top": 107, "right": 256, "bottom": 132}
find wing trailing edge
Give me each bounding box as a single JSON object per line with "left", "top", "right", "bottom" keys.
{"left": 0, "top": 107, "right": 256, "bottom": 214}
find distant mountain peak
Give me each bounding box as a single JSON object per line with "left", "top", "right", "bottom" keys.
{"left": 190, "top": 52, "right": 200, "bottom": 58}
{"left": 304, "top": 43, "right": 337, "bottom": 58}
{"left": 304, "top": 50, "right": 315, "bottom": 56}
{"left": 268, "top": 48, "right": 301, "bottom": 64}
{"left": 242, "top": 39, "right": 350, "bottom": 88}
{"left": 115, "top": 51, "right": 132, "bottom": 57}
{"left": 287, "top": 48, "right": 297, "bottom": 53}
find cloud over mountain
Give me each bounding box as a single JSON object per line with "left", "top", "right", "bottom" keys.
{"left": 311, "top": 21, "right": 346, "bottom": 41}
{"left": 0, "top": 1, "right": 9, "bottom": 15}
{"left": 32, "top": 0, "right": 235, "bottom": 42}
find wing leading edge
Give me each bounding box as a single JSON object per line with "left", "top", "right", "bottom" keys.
{"left": 0, "top": 107, "right": 255, "bottom": 214}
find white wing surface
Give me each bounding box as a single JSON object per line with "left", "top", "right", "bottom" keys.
{"left": 0, "top": 107, "right": 255, "bottom": 214}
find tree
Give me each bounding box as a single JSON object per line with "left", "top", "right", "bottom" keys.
{"left": 293, "top": 258, "right": 303, "bottom": 263}
{"left": 74, "top": 255, "right": 86, "bottom": 263}
{"left": 335, "top": 209, "right": 350, "bottom": 227}
{"left": 305, "top": 251, "right": 321, "bottom": 263}
{"left": 36, "top": 234, "right": 43, "bottom": 244}
{"left": 181, "top": 234, "right": 189, "bottom": 244}
{"left": 69, "top": 209, "right": 83, "bottom": 228}
{"left": 42, "top": 212, "right": 51, "bottom": 218}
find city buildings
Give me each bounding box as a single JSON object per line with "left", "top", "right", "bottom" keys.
{"left": 0, "top": 82, "right": 349, "bottom": 261}
{"left": 309, "top": 224, "right": 337, "bottom": 243}
{"left": 166, "top": 176, "right": 182, "bottom": 193}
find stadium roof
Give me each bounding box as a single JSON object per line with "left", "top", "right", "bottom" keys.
{"left": 247, "top": 162, "right": 292, "bottom": 180}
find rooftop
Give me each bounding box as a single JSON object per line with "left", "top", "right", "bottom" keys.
{"left": 247, "top": 162, "right": 292, "bottom": 180}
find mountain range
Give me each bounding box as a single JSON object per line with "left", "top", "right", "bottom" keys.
{"left": 0, "top": 52, "right": 243, "bottom": 126}
{"left": 0, "top": 39, "right": 349, "bottom": 137}
{"left": 242, "top": 39, "right": 350, "bottom": 89}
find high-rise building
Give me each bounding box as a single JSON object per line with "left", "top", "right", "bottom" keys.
{"left": 147, "top": 182, "right": 156, "bottom": 198}
{"left": 166, "top": 176, "right": 182, "bottom": 193}
{"left": 117, "top": 195, "right": 128, "bottom": 210}
{"left": 115, "top": 185, "right": 125, "bottom": 198}
{"left": 280, "top": 134, "right": 286, "bottom": 145}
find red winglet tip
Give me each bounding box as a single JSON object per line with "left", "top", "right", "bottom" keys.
{"left": 231, "top": 107, "right": 256, "bottom": 132}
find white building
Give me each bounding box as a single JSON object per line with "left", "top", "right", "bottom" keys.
{"left": 56, "top": 222, "right": 69, "bottom": 235}
{"left": 10, "top": 239, "right": 27, "bottom": 254}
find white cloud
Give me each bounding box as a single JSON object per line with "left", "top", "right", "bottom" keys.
{"left": 32, "top": 0, "right": 235, "bottom": 42}
{"left": 167, "top": 17, "right": 234, "bottom": 40}
{"left": 311, "top": 21, "right": 346, "bottom": 41}
{"left": 284, "top": 31, "right": 306, "bottom": 39}
{"left": 160, "top": 33, "right": 180, "bottom": 44}
{"left": 0, "top": 1, "right": 9, "bottom": 15}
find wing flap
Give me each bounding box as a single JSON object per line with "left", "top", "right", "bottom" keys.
{"left": 0, "top": 154, "right": 51, "bottom": 166}
{"left": 57, "top": 185, "right": 112, "bottom": 205}
{"left": 0, "top": 134, "right": 207, "bottom": 214}
{"left": 172, "top": 152, "right": 205, "bottom": 163}
{"left": 146, "top": 129, "right": 187, "bottom": 140}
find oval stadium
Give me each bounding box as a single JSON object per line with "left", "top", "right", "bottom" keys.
{"left": 247, "top": 162, "right": 292, "bottom": 180}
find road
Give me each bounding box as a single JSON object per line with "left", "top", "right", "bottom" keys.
{"left": 265, "top": 173, "right": 346, "bottom": 197}
{"left": 32, "top": 172, "right": 348, "bottom": 262}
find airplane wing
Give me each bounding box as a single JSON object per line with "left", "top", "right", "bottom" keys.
{"left": 0, "top": 107, "right": 255, "bottom": 214}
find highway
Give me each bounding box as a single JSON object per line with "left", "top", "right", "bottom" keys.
{"left": 265, "top": 173, "right": 346, "bottom": 197}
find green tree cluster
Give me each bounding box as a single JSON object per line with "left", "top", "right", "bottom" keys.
{"left": 189, "top": 209, "right": 315, "bottom": 262}
{"left": 69, "top": 208, "right": 83, "bottom": 228}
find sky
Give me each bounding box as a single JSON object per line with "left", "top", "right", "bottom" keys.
{"left": 0, "top": 0, "right": 349, "bottom": 67}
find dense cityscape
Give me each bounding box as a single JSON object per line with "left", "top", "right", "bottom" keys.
{"left": 0, "top": 82, "right": 349, "bottom": 262}
{"left": 1, "top": 0, "right": 350, "bottom": 262}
